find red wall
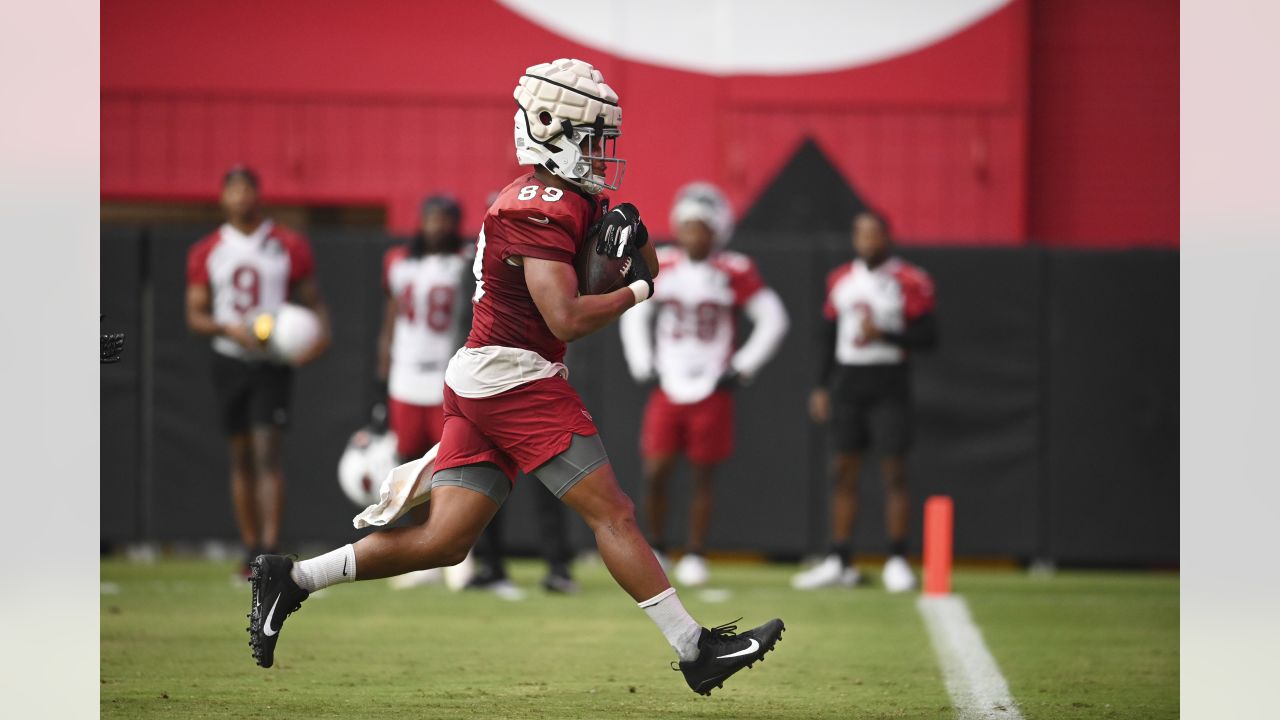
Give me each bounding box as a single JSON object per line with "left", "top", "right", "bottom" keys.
{"left": 1028, "top": 0, "right": 1179, "bottom": 247}
{"left": 101, "top": 0, "right": 1177, "bottom": 248}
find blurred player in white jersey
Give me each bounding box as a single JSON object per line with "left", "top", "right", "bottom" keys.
{"left": 185, "top": 166, "right": 331, "bottom": 576}
{"left": 376, "top": 194, "right": 472, "bottom": 463}
{"left": 795, "top": 211, "right": 937, "bottom": 593}
{"left": 620, "top": 182, "right": 789, "bottom": 587}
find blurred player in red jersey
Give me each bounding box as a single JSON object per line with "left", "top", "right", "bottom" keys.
{"left": 793, "top": 211, "right": 937, "bottom": 593}
{"left": 247, "top": 59, "right": 784, "bottom": 695}
{"left": 185, "top": 166, "right": 331, "bottom": 576}
{"left": 620, "top": 182, "right": 789, "bottom": 587}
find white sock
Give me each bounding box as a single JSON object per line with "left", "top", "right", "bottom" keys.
{"left": 290, "top": 545, "right": 356, "bottom": 592}
{"left": 639, "top": 587, "right": 703, "bottom": 662}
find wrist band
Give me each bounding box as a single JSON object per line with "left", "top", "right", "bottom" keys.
{"left": 628, "top": 279, "right": 651, "bottom": 304}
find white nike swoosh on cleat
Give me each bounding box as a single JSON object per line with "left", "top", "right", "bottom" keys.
{"left": 716, "top": 637, "right": 760, "bottom": 659}
{"left": 526, "top": 216, "right": 551, "bottom": 224}
{"left": 262, "top": 594, "right": 281, "bottom": 636}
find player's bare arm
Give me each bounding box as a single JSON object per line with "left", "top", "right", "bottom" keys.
{"left": 287, "top": 277, "right": 331, "bottom": 366}
{"left": 525, "top": 257, "right": 638, "bottom": 342}
{"left": 185, "top": 282, "right": 258, "bottom": 351}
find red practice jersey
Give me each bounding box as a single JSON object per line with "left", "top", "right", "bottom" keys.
{"left": 187, "top": 220, "right": 315, "bottom": 360}
{"left": 466, "top": 173, "right": 605, "bottom": 364}
{"left": 823, "top": 257, "right": 935, "bottom": 365}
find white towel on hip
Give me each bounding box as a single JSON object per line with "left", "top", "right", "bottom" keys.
{"left": 352, "top": 443, "right": 438, "bottom": 529}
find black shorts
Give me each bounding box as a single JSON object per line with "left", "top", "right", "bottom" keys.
{"left": 211, "top": 353, "right": 293, "bottom": 435}
{"left": 828, "top": 364, "right": 913, "bottom": 456}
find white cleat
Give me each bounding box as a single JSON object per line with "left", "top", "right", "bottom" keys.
{"left": 388, "top": 568, "right": 442, "bottom": 590}
{"left": 882, "top": 555, "right": 916, "bottom": 593}
{"left": 674, "top": 554, "right": 711, "bottom": 587}
{"left": 838, "top": 566, "right": 862, "bottom": 587}
{"left": 487, "top": 579, "right": 527, "bottom": 602}
{"left": 791, "top": 554, "right": 850, "bottom": 590}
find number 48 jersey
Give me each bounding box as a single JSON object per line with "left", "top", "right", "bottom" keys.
{"left": 383, "top": 246, "right": 471, "bottom": 405}
{"left": 186, "top": 220, "right": 315, "bottom": 361}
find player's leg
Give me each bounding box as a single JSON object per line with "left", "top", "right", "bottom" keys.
{"left": 547, "top": 440, "right": 783, "bottom": 694}
{"left": 489, "top": 378, "right": 782, "bottom": 693}
{"left": 247, "top": 479, "right": 503, "bottom": 668}
{"left": 793, "top": 394, "right": 867, "bottom": 589}
{"left": 214, "top": 354, "right": 259, "bottom": 573}
{"left": 557, "top": 454, "right": 669, "bottom": 600}
{"left": 535, "top": 482, "right": 579, "bottom": 593}
{"left": 466, "top": 501, "right": 525, "bottom": 599}
{"left": 350, "top": 482, "right": 501, "bottom": 578}
{"left": 246, "top": 362, "right": 293, "bottom": 553}
{"left": 675, "top": 390, "right": 733, "bottom": 587}
{"left": 643, "top": 454, "right": 677, "bottom": 557}
{"left": 640, "top": 387, "right": 681, "bottom": 560}
{"left": 249, "top": 425, "right": 284, "bottom": 553}
{"left": 228, "top": 434, "right": 260, "bottom": 556}
{"left": 385, "top": 398, "right": 440, "bottom": 586}
{"left": 685, "top": 462, "right": 716, "bottom": 555}
{"left": 882, "top": 455, "right": 909, "bottom": 553}
{"left": 874, "top": 395, "right": 915, "bottom": 592}
{"left": 831, "top": 452, "right": 863, "bottom": 563}
{"left": 246, "top": 407, "right": 513, "bottom": 667}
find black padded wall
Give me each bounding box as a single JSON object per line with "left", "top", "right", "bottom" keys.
{"left": 101, "top": 224, "right": 1178, "bottom": 565}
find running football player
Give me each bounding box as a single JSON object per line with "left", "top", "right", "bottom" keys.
{"left": 186, "top": 166, "right": 331, "bottom": 577}
{"left": 794, "top": 210, "right": 937, "bottom": 592}
{"left": 619, "top": 182, "right": 789, "bottom": 587}
{"left": 246, "top": 59, "right": 784, "bottom": 696}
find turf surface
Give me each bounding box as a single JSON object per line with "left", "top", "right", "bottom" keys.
{"left": 100, "top": 558, "right": 1177, "bottom": 719}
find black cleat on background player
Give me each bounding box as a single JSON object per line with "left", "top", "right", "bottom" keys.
{"left": 676, "top": 617, "right": 785, "bottom": 696}
{"left": 246, "top": 555, "right": 310, "bottom": 668}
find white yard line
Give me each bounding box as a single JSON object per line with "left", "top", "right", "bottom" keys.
{"left": 917, "top": 595, "right": 1024, "bottom": 720}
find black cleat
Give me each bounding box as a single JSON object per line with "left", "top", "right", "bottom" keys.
{"left": 246, "top": 555, "right": 309, "bottom": 668}
{"left": 676, "top": 618, "right": 785, "bottom": 696}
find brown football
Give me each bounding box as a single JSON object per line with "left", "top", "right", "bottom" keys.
{"left": 575, "top": 242, "right": 632, "bottom": 295}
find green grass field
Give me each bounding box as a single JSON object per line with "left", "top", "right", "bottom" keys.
{"left": 100, "top": 559, "right": 1177, "bottom": 719}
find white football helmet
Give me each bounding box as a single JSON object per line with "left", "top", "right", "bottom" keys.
{"left": 337, "top": 427, "right": 399, "bottom": 508}
{"left": 513, "top": 58, "right": 624, "bottom": 195}
{"left": 670, "top": 181, "right": 734, "bottom": 247}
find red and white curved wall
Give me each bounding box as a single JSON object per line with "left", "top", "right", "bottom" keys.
{"left": 101, "top": 0, "right": 1177, "bottom": 247}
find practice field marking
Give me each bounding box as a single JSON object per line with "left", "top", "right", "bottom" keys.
{"left": 918, "top": 595, "right": 1023, "bottom": 720}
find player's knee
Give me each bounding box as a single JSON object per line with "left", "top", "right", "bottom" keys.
{"left": 590, "top": 492, "right": 637, "bottom": 531}
{"left": 433, "top": 536, "right": 474, "bottom": 567}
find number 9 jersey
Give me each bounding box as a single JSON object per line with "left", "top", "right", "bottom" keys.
{"left": 186, "top": 220, "right": 315, "bottom": 361}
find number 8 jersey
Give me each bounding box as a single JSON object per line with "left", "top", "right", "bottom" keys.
{"left": 186, "top": 220, "right": 315, "bottom": 361}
